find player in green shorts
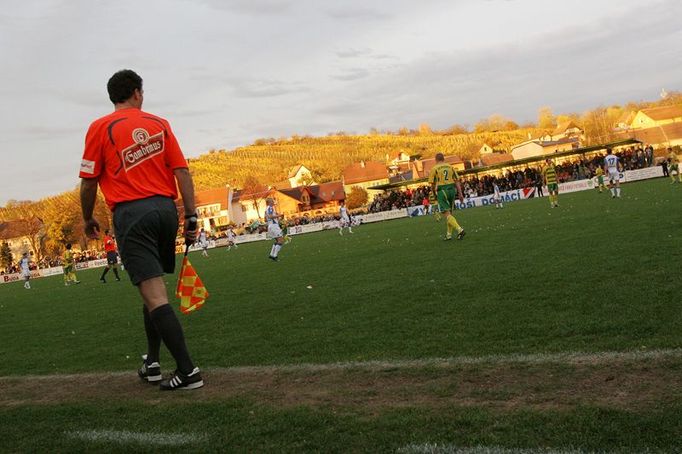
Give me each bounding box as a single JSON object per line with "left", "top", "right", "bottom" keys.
{"left": 429, "top": 153, "right": 465, "bottom": 240}
{"left": 542, "top": 159, "right": 559, "bottom": 208}
{"left": 594, "top": 167, "right": 605, "bottom": 193}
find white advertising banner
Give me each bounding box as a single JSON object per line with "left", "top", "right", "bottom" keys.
{"left": 624, "top": 166, "right": 663, "bottom": 182}
{"left": 556, "top": 179, "right": 594, "bottom": 194}
{"left": 75, "top": 259, "right": 108, "bottom": 270}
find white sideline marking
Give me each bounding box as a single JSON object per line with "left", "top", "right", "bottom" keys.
{"left": 397, "top": 444, "right": 608, "bottom": 454}
{"left": 3, "top": 348, "right": 681, "bottom": 381}
{"left": 66, "top": 429, "right": 205, "bottom": 446}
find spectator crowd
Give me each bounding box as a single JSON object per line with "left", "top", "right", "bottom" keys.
{"left": 369, "top": 145, "right": 659, "bottom": 213}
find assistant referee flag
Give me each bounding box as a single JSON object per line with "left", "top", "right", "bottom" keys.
{"left": 175, "top": 256, "right": 209, "bottom": 314}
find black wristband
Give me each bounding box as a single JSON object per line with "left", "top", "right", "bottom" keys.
{"left": 184, "top": 213, "right": 197, "bottom": 219}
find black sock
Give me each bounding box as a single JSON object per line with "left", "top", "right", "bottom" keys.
{"left": 113, "top": 268, "right": 120, "bottom": 279}
{"left": 149, "top": 304, "right": 195, "bottom": 374}
{"left": 100, "top": 267, "right": 109, "bottom": 280}
{"left": 142, "top": 305, "right": 161, "bottom": 364}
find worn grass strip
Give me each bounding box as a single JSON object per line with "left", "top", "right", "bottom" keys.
{"left": 65, "top": 429, "right": 206, "bottom": 446}
{"left": 2, "top": 347, "right": 680, "bottom": 381}
{"left": 396, "top": 444, "right": 626, "bottom": 454}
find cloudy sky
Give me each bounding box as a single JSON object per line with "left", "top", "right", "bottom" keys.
{"left": 1, "top": 0, "right": 680, "bottom": 205}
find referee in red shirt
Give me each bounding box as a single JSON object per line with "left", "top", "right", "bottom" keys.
{"left": 99, "top": 229, "right": 121, "bottom": 283}
{"left": 80, "top": 69, "right": 203, "bottom": 390}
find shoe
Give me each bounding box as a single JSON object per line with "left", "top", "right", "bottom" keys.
{"left": 349, "top": 230, "right": 353, "bottom": 234}
{"left": 74, "top": 280, "right": 81, "bottom": 285}
{"left": 100, "top": 278, "right": 106, "bottom": 283}
{"left": 444, "top": 235, "right": 452, "bottom": 241}
{"left": 457, "top": 230, "right": 466, "bottom": 240}
{"left": 115, "top": 277, "right": 121, "bottom": 281}
{"left": 269, "top": 255, "right": 278, "bottom": 262}
{"left": 159, "top": 367, "right": 204, "bottom": 391}
{"left": 138, "top": 354, "right": 162, "bottom": 383}
{"left": 64, "top": 282, "right": 69, "bottom": 286}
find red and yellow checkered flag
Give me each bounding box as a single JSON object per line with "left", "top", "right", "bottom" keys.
{"left": 175, "top": 255, "right": 209, "bottom": 314}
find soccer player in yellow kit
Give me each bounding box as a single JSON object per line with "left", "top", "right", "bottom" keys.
{"left": 62, "top": 243, "right": 80, "bottom": 286}
{"left": 429, "top": 153, "right": 465, "bottom": 240}
{"left": 669, "top": 148, "right": 680, "bottom": 183}
{"left": 543, "top": 159, "right": 559, "bottom": 208}
{"left": 594, "top": 167, "right": 605, "bottom": 193}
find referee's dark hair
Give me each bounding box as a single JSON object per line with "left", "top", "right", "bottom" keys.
{"left": 107, "top": 69, "right": 143, "bottom": 104}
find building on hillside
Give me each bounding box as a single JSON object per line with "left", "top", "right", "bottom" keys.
{"left": 387, "top": 152, "right": 412, "bottom": 176}
{"left": 480, "top": 152, "right": 514, "bottom": 167}
{"left": 230, "top": 188, "right": 270, "bottom": 227}
{"left": 284, "top": 164, "right": 313, "bottom": 188}
{"left": 615, "top": 122, "right": 682, "bottom": 148}
{"left": 510, "top": 136, "right": 579, "bottom": 160}
{"left": 342, "top": 161, "right": 390, "bottom": 201}
{"left": 550, "top": 121, "right": 583, "bottom": 141}
{"left": 615, "top": 111, "right": 637, "bottom": 130}
{"left": 229, "top": 182, "right": 345, "bottom": 225}
{"left": 0, "top": 218, "right": 44, "bottom": 259}
{"left": 277, "top": 181, "right": 345, "bottom": 217}
{"left": 187, "top": 186, "right": 235, "bottom": 234}
{"left": 478, "top": 143, "right": 505, "bottom": 155}
{"left": 629, "top": 105, "right": 682, "bottom": 129}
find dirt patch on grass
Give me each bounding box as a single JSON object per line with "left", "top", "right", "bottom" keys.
{"left": 2, "top": 356, "right": 680, "bottom": 412}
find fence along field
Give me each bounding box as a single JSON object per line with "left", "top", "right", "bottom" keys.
{"left": 0, "top": 178, "right": 680, "bottom": 452}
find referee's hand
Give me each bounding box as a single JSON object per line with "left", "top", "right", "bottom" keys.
{"left": 84, "top": 218, "right": 100, "bottom": 239}
{"left": 184, "top": 219, "right": 198, "bottom": 245}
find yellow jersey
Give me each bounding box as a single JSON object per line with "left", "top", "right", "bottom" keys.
{"left": 543, "top": 165, "right": 558, "bottom": 185}
{"left": 63, "top": 250, "right": 74, "bottom": 267}
{"left": 595, "top": 167, "right": 603, "bottom": 177}
{"left": 429, "top": 163, "right": 459, "bottom": 187}
{"left": 670, "top": 152, "right": 679, "bottom": 165}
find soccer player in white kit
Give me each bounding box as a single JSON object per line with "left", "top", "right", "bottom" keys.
{"left": 198, "top": 228, "right": 209, "bottom": 257}
{"left": 492, "top": 182, "right": 504, "bottom": 209}
{"left": 265, "top": 198, "right": 285, "bottom": 261}
{"left": 338, "top": 200, "right": 353, "bottom": 235}
{"left": 225, "top": 227, "right": 238, "bottom": 251}
{"left": 19, "top": 252, "right": 31, "bottom": 289}
{"left": 603, "top": 148, "right": 622, "bottom": 198}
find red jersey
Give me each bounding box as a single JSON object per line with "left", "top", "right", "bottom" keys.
{"left": 103, "top": 234, "right": 117, "bottom": 253}
{"left": 79, "top": 108, "right": 187, "bottom": 210}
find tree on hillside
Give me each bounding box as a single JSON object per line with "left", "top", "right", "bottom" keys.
{"left": 581, "top": 107, "right": 620, "bottom": 146}
{"left": 19, "top": 217, "right": 46, "bottom": 263}
{"left": 242, "top": 176, "right": 269, "bottom": 220}
{"left": 474, "top": 114, "right": 517, "bottom": 133}
{"left": 346, "top": 186, "right": 368, "bottom": 209}
{"left": 0, "top": 242, "right": 12, "bottom": 271}
{"left": 418, "top": 123, "right": 433, "bottom": 135}
{"left": 443, "top": 124, "right": 468, "bottom": 135}
{"left": 537, "top": 106, "right": 555, "bottom": 129}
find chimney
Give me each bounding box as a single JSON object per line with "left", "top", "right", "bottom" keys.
{"left": 360, "top": 160, "right": 365, "bottom": 168}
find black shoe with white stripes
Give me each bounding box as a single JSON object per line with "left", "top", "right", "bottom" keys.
{"left": 137, "top": 354, "right": 162, "bottom": 383}
{"left": 159, "top": 367, "right": 204, "bottom": 391}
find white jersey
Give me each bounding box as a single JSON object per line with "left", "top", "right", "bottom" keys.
{"left": 493, "top": 183, "right": 500, "bottom": 196}
{"left": 265, "top": 205, "right": 279, "bottom": 225}
{"left": 265, "top": 205, "right": 283, "bottom": 238}
{"left": 339, "top": 206, "right": 350, "bottom": 221}
{"left": 199, "top": 231, "right": 208, "bottom": 245}
{"left": 20, "top": 257, "right": 30, "bottom": 276}
{"left": 226, "top": 230, "right": 235, "bottom": 241}
{"left": 604, "top": 155, "right": 619, "bottom": 173}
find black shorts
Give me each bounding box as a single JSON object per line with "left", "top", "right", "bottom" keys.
{"left": 113, "top": 196, "right": 179, "bottom": 286}
{"left": 106, "top": 251, "right": 118, "bottom": 265}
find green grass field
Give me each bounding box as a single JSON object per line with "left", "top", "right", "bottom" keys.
{"left": 1, "top": 178, "right": 681, "bottom": 453}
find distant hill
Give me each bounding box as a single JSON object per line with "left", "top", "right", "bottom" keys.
{"left": 189, "top": 129, "right": 539, "bottom": 190}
